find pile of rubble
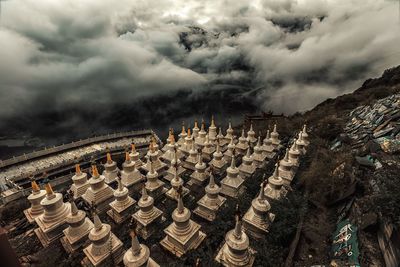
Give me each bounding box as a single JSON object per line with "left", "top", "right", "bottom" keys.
{"left": 344, "top": 94, "right": 400, "bottom": 152}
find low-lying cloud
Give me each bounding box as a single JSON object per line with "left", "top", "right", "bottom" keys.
{"left": 0, "top": 0, "right": 399, "bottom": 140}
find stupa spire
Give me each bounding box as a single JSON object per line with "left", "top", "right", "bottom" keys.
{"left": 177, "top": 187, "right": 184, "bottom": 214}
{"left": 75, "top": 164, "right": 81, "bottom": 175}
{"left": 31, "top": 178, "right": 40, "bottom": 192}
{"left": 91, "top": 164, "right": 99, "bottom": 178}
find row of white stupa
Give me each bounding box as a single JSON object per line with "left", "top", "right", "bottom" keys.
{"left": 22, "top": 119, "right": 310, "bottom": 267}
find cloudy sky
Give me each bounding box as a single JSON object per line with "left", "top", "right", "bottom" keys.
{"left": 0, "top": 0, "right": 399, "bottom": 141}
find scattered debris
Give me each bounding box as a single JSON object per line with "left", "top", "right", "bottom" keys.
{"left": 344, "top": 94, "right": 400, "bottom": 151}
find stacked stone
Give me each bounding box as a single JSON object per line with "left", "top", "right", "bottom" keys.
{"left": 160, "top": 188, "right": 206, "bottom": 257}
{"left": 82, "top": 164, "right": 114, "bottom": 214}
{"left": 102, "top": 153, "right": 119, "bottom": 184}
{"left": 70, "top": 164, "right": 90, "bottom": 199}
{"left": 34, "top": 182, "right": 71, "bottom": 247}
{"left": 220, "top": 156, "right": 245, "bottom": 198}
{"left": 82, "top": 210, "right": 125, "bottom": 267}
{"left": 107, "top": 176, "right": 136, "bottom": 224}
{"left": 132, "top": 187, "right": 164, "bottom": 240}
{"left": 194, "top": 174, "right": 226, "bottom": 221}
{"left": 238, "top": 148, "right": 256, "bottom": 179}
{"left": 61, "top": 194, "right": 94, "bottom": 253}
{"left": 23, "top": 176, "right": 46, "bottom": 224}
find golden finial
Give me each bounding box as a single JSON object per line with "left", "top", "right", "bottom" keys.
{"left": 92, "top": 164, "right": 99, "bottom": 177}
{"left": 75, "top": 164, "right": 81, "bottom": 174}
{"left": 106, "top": 152, "right": 112, "bottom": 163}
{"left": 45, "top": 182, "right": 54, "bottom": 196}
{"left": 31, "top": 180, "right": 40, "bottom": 192}
{"left": 125, "top": 152, "right": 130, "bottom": 162}
{"left": 194, "top": 119, "right": 198, "bottom": 128}
{"left": 187, "top": 128, "right": 191, "bottom": 138}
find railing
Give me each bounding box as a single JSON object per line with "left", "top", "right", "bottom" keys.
{"left": 0, "top": 129, "right": 154, "bottom": 169}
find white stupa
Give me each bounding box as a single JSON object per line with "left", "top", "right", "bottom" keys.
{"left": 261, "top": 130, "right": 275, "bottom": 159}
{"left": 208, "top": 115, "right": 218, "bottom": 144}
{"left": 215, "top": 209, "right": 255, "bottom": 267}
{"left": 238, "top": 148, "right": 256, "bottom": 179}
{"left": 70, "top": 164, "right": 90, "bottom": 199}
{"left": 246, "top": 124, "right": 257, "bottom": 146}
{"left": 194, "top": 174, "right": 226, "bottom": 221}
{"left": 223, "top": 137, "right": 236, "bottom": 163}
{"left": 264, "top": 163, "right": 287, "bottom": 200}
{"left": 210, "top": 141, "right": 228, "bottom": 174}
{"left": 252, "top": 136, "right": 267, "bottom": 168}
{"left": 236, "top": 129, "right": 249, "bottom": 156}
{"left": 102, "top": 152, "right": 120, "bottom": 184}
{"left": 132, "top": 186, "right": 164, "bottom": 240}
{"left": 243, "top": 181, "right": 275, "bottom": 239}
{"left": 24, "top": 177, "right": 46, "bottom": 224}
{"left": 270, "top": 124, "right": 281, "bottom": 150}
{"left": 34, "top": 182, "right": 71, "bottom": 247}
{"left": 279, "top": 148, "right": 295, "bottom": 185}
{"left": 121, "top": 152, "right": 144, "bottom": 192}
{"left": 107, "top": 176, "right": 136, "bottom": 224}
{"left": 160, "top": 188, "right": 206, "bottom": 257}
{"left": 61, "top": 195, "right": 94, "bottom": 253}
{"left": 129, "top": 143, "right": 144, "bottom": 169}
{"left": 220, "top": 156, "right": 245, "bottom": 198}
{"left": 189, "top": 153, "right": 209, "bottom": 186}
{"left": 123, "top": 224, "right": 160, "bottom": 267}
{"left": 202, "top": 134, "right": 216, "bottom": 161}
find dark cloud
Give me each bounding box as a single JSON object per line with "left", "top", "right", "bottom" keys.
{"left": 0, "top": 0, "right": 399, "bottom": 142}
